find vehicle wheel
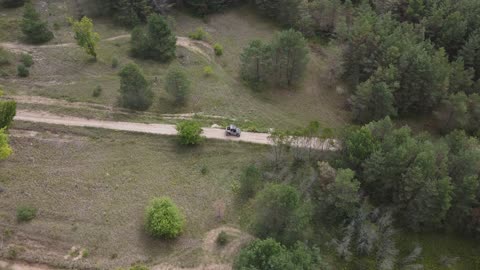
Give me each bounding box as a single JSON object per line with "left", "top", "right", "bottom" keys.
{"left": 237, "top": 134, "right": 240, "bottom": 137}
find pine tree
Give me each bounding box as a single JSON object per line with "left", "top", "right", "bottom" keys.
{"left": 270, "top": 29, "right": 309, "bottom": 87}
{"left": 2, "top": 0, "right": 25, "bottom": 8}
{"left": 351, "top": 80, "right": 397, "bottom": 124}
{"left": 113, "top": 0, "right": 152, "bottom": 27}
{"left": 240, "top": 40, "right": 271, "bottom": 90}
{"left": 118, "top": 63, "right": 153, "bottom": 111}
{"left": 131, "top": 14, "right": 176, "bottom": 62}
{"left": 434, "top": 92, "right": 469, "bottom": 133}
{"left": 21, "top": 1, "right": 54, "bottom": 44}
{"left": 165, "top": 65, "right": 190, "bottom": 104}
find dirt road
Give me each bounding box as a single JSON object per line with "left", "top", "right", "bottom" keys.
{"left": 14, "top": 110, "right": 339, "bottom": 150}
{"left": 0, "top": 35, "right": 212, "bottom": 59}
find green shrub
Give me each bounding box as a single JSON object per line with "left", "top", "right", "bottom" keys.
{"left": 81, "top": 249, "right": 89, "bottom": 258}
{"left": 129, "top": 265, "right": 149, "bottom": 270}
{"left": 118, "top": 63, "right": 153, "bottom": 111}
{"left": 111, "top": 56, "right": 119, "bottom": 68}
{"left": 0, "top": 100, "right": 17, "bottom": 129}
{"left": 214, "top": 43, "right": 223, "bottom": 56}
{"left": 131, "top": 14, "right": 176, "bottom": 62}
{"left": 145, "top": 197, "right": 185, "bottom": 239}
{"left": 53, "top": 22, "right": 61, "bottom": 31}
{"left": 7, "top": 246, "right": 17, "bottom": 259}
{"left": 165, "top": 65, "right": 190, "bottom": 104}
{"left": 238, "top": 165, "right": 262, "bottom": 201}
{"left": 200, "top": 165, "right": 208, "bottom": 175}
{"left": 176, "top": 120, "right": 203, "bottom": 145}
{"left": 0, "top": 47, "right": 12, "bottom": 66}
{"left": 203, "top": 66, "right": 213, "bottom": 76}
{"left": 20, "top": 53, "right": 33, "bottom": 67}
{"left": 216, "top": 231, "right": 228, "bottom": 246}
{"left": 21, "top": 2, "right": 54, "bottom": 44}
{"left": 17, "top": 206, "right": 37, "bottom": 222}
{"left": 2, "top": 0, "right": 25, "bottom": 8}
{"left": 188, "top": 27, "right": 208, "bottom": 41}
{"left": 92, "top": 86, "right": 102, "bottom": 97}
{"left": 17, "top": 64, "right": 29, "bottom": 77}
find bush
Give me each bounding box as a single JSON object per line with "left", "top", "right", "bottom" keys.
{"left": 238, "top": 165, "right": 262, "bottom": 201}
{"left": 17, "top": 64, "right": 29, "bottom": 77}
{"left": 0, "top": 100, "right": 17, "bottom": 129}
{"left": 165, "top": 65, "right": 190, "bottom": 104}
{"left": 20, "top": 53, "right": 33, "bottom": 67}
{"left": 118, "top": 63, "right": 153, "bottom": 111}
{"left": 111, "top": 57, "right": 119, "bottom": 68}
{"left": 2, "top": 0, "right": 25, "bottom": 8}
{"left": 21, "top": 2, "right": 54, "bottom": 44}
{"left": 129, "top": 265, "right": 149, "bottom": 270}
{"left": 131, "top": 14, "right": 176, "bottom": 62}
{"left": 145, "top": 197, "right": 185, "bottom": 238}
{"left": 234, "top": 239, "right": 324, "bottom": 270}
{"left": 188, "top": 27, "right": 208, "bottom": 41}
{"left": 92, "top": 86, "right": 102, "bottom": 97}
{"left": 200, "top": 165, "right": 208, "bottom": 175}
{"left": 216, "top": 231, "right": 228, "bottom": 246}
{"left": 81, "top": 249, "right": 89, "bottom": 258}
{"left": 214, "top": 43, "right": 223, "bottom": 56}
{"left": 0, "top": 128, "right": 12, "bottom": 160}
{"left": 176, "top": 120, "right": 203, "bottom": 145}
{"left": 203, "top": 66, "right": 213, "bottom": 76}
{"left": 17, "top": 206, "right": 37, "bottom": 222}
{"left": 251, "top": 184, "right": 312, "bottom": 246}
{"left": 0, "top": 47, "right": 12, "bottom": 66}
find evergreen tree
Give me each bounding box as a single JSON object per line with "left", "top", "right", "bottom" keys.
{"left": 118, "top": 63, "right": 153, "bottom": 110}
{"left": 185, "top": 0, "right": 232, "bottom": 16}
{"left": 460, "top": 30, "right": 480, "bottom": 81}
{"left": 21, "top": 1, "right": 54, "bottom": 44}
{"left": 468, "top": 93, "right": 480, "bottom": 135}
{"left": 165, "top": 65, "right": 190, "bottom": 104}
{"left": 317, "top": 169, "right": 361, "bottom": 224}
{"left": 270, "top": 29, "right": 309, "bottom": 87}
{"left": 449, "top": 58, "right": 474, "bottom": 94}
{"left": 240, "top": 40, "right": 271, "bottom": 90}
{"left": 251, "top": 184, "right": 312, "bottom": 246}
{"left": 113, "top": 0, "right": 152, "bottom": 27}
{"left": 131, "top": 14, "right": 176, "bottom": 62}
{"left": 351, "top": 79, "right": 397, "bottom": 124}
{"left": 434, "top": 92, "right": 469, "bottom": 133}
{"left": 2, "top": 0, "right": 25, "bottom": 8}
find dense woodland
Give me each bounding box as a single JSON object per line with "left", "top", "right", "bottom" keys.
{"left": 2, "top": 0, "right": 480, "bottom": 269}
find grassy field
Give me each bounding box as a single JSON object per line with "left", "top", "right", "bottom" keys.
{"left": 0, "top": 3, "right": 349, "bottom": 131}
{"left": 0, "top": 122, "right": 268, "bottom": 269}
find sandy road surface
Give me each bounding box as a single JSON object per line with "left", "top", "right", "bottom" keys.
{"left": 0, "top": 35, "right": 212, "bottom": 59}
{"left": 14, "top": 110, "right": 339, "bottom": 150}
{"left": 14, "top": 110, "right": 272, "bottom": 145}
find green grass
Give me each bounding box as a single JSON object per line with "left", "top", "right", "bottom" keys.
{"left": 398, "top": 232, "right": 480, "bottom": 270}
{"left": 0, "top": 122, "right": 268, "bottom": 269}
{"left": 0, "top": 5, "right": 349, "bottom": 131}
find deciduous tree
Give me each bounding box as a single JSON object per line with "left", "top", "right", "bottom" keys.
{"left": 70, "top": 17, "right": 100, "bottom": 59}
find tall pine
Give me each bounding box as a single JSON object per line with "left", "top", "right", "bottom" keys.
{"left": 21, "top": 1, "right": 53, "bottom": 44}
